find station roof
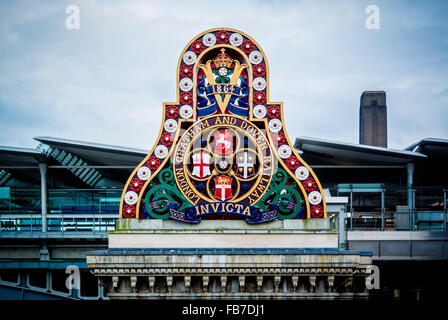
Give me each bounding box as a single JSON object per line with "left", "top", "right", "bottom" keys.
{"left": 294, "top": 136, "right": 427, "bottom": 166}
{"left": 33, "top": 136, "right": 148, "bottom": 166}
{"left": 0, "top": 135, "right": 446, "bottom": 187}
{"left": 0, "top": 137, "right": 148, "bottom": 167}
{"left": 0, "top": 146, "right": 46, "bottom": 166}
{"left": 405, "top": 138, "right": 448, "bottom": 159}
{"left": 2, "top": 136, "right": 441, "bottom": 168}
{"left": 0, "top": 137, "right": 149, "bottom": 187}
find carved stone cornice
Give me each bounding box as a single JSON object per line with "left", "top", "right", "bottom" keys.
{"left": 91, "top": 266, "right": 368, "bottom": 277}
{"left": 87, "top": 250, "right": 372, "bottom": 299}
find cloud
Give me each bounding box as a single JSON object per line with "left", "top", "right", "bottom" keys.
{"left": 0, "top": 0, "right": 447, "bottom": 151}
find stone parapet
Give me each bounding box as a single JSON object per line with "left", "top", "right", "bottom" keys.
{"left": 87, "top": 248, "right": 372, "bottom": 300}
{"left": 110, "top": 219, "right": 338, "bottom": 249}
{"left": 115, "top": 218, "right": 334, "bottom": 230}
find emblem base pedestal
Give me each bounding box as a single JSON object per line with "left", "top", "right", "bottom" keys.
{"left": 110, "top": 218, "right": 337, "bottom": 249}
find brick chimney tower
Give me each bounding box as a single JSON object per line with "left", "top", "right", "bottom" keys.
{"left": 359, "top": 91, "right": 387, "bottom": 148}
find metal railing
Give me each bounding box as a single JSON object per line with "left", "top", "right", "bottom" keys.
{"left": 0, "top": 214, "right": 117, "bottom": 233}
{"left": 0, "top": 188, "right": 122, "bottom": 215}
{"left": 328, "top": 185, "right": 448, "bottom": 232}
{"left": 1, "top": 185, "right": 446, "bottom": 233}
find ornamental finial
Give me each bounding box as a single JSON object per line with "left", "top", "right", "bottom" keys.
{"left": 213, "top": 48, "right": 233, "bottom": 68}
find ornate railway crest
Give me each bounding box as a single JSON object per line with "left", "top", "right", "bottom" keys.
{"left": 120, "top": 28, "right": 327, "bottom": 224}
{"left": 172, "top": 115, "right": 274, "bottom": 209}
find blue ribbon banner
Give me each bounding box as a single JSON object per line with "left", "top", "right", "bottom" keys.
{"left": 197, "top": 80, "right": 249, "bottom": 117}
{"left": 168, "top": 202, "right": 276, "bottom": 224}
{"left": 145, "top": 198, "right": 302, "bottom": 224}
{"left": 168, "top": 200, "right": 299, "bottom": 224}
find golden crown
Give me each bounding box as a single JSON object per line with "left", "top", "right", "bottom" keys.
{"left": 213, "top": 48, "right": 233, "bottom": 68}
{"left": 217, "top": 176, "right": 231, "bottom": 185}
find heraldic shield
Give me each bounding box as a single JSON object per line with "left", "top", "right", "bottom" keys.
{"left": 120, "top": 28, "right": 327, "bottom": 224}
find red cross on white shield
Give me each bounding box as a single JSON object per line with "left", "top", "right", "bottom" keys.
{"left": 192, "top": 152, "right": 211, "bottom": 178}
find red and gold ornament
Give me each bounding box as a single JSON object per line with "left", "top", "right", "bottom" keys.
{"left": 241, "top": 40, "right": 254, "bottom": 53}
{"left": 253, "top": 64, "right": 266, "bottom": 77}
{"left": 191, "top": 40, "right": 204, "bottom": 54}
{"left": 286, "top": 156, "right": 300, "bottom": 170}
{"left": 180, "top": 92, "right": 193, "bottom": 105}
{"left": 216, "top": 31, "right": 229, "bottom": 44}
{"left": 271, "top": 132, "right": 286, "bottom": 146}
{"left": 129, "top": 178, "right": 143, "bottom": 192}
{"left": 166, "top": 105, "right": 179, "bottom": 119}
{"left": 253, "top": 92, "right": 266, "bottom": 105}
{"left": 146, "top": 156, "right": 160, "bottom": 171}
{"left": 161, "top": 132, "right": 174, "bottom": 146}
{"left": 310, "top": 205, "right": 324, "bottom": 218}
{"left": 180, "top": 64, "right": 193, "bottom": 78}
{"left": 303, "top": 178, "right": 317, "bottom": 192}
{"left": 122, "top": 205, "right": 136, "bottom": 218}
{"left": 267, "top": 105, "right": 280, "bottom": 118}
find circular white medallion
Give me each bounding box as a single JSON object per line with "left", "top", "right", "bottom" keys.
{"left": 249, "top": 51, "right": 263, "bottom": 64}
{"left": 268, "top": 119, "right": 282, "bottom": 132}
{"left": 253, "top": 77, "right": 266, "bottom": 91}
{"left": 219, "top": 160, "right": 228, "bottom": 169}
{"left": 124, "top": 191, "right": 138, "bottom": 205}
{"left": 253, "top": 105, "right": 267, "bottom": 118}
{"left": 295, "top": 166, "right": 309, "bottom": 181}
{"left": 230, "top": 33, "right": 243, "bottom": 46}
{"left": 164, "top": 119, "right": 178, "bottom": 133}
{"left": 202, "top": 33, "right": 216, "bottom": 47}
{"left": 183, "top": 51, "right": 197, "bottom": 65}
{"left": 278, "top": 145, "right": 292, "bottom": 159}
{"left": 309, "top": 191, "right": 322, "bottom": 205}
{"left": 137, "top": 166, "right": 151, "bottom": 181}
{"left": 179, "top": 78, "right": 193, "bottom": 92}
{"left": 180, "top": 105, "right": 193, "bottom": 119}
{"left": 155, "top": 145, "right": 168, "bottom": 159}
{"left": 218, "top": 67, "right": 228, "bottom": 76}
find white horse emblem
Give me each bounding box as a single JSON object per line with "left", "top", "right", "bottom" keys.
{"left": 214, "top": 130, "right": 233, "bottom": 155}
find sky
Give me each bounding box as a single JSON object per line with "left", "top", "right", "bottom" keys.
{"left": 0, "top": 0, "right": 447, "bottom": 151}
